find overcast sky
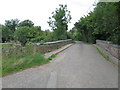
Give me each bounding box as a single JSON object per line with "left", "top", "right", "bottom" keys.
{"left": 0, "top": 0, "right": 98, "bottom": 30}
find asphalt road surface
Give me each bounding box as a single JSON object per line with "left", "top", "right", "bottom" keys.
{"left": 2, "top": 42, "right": 118, "bottom": 88}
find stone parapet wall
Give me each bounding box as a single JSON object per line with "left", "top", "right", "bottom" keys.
{"left": 2, "top": 39, "right": 72, "bottom": 58}
{"left": 96, "top": 40, "right": 120, "bottom": 59}
{"left": 33, "top": 39, "right": 72, "bottom": 53}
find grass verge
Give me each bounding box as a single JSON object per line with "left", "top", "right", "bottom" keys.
{"left": 96, "top": 47, "right": 110, "bottom": 61}
{"left": 96, "top": 47, "right": 117, "bottom": 65}
{"left": 47, "top": 54, "right": 57, "bottom": 61}
{"left": 2, "top": 53, "right": 57, "bottom": 77}
{"left": 2, "top": 43, "right": 67, "bottom": 76}
{"left": 2, "top": 53, "right": 49, "bottom": 76}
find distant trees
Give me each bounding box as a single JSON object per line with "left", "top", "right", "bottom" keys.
{"left": 14, "top": 26, "right": 30, "bottom": 46}
{"left": 5, "top": 19, "right": 19, "bottom": 31}
{"left": 75, "top": 15, "right": 95, "bottom": 43}
{"left": 0, "top": 24, "right": 2, "bottom": 42}
{"left": 1, "top": 19, "right": 44, "bottom": 46}
{"left": 2, "top": 25, "right": 13, "bottom": 42}
{"left": 18, "top": 19, "right": 34, "bottom": 27}
{"left": 43, "top": 30, "right": 54, "bottom": 42}
{"left": 1, "top": 4, "right": 72, "bottom": 46}
{"left": 1, "top": 19, "right": 63, "bottom": 46}
{"left": 67, "top": 27, "right": 79, "bottom": 40}
{"left": 29, "top": 26, "right": 44, "bottom": 43}
{"left": 48, "top": 4, "right": 71, "bottom": 40}
{"left": 2, "top": 19, "right": 19, "bottom": 42}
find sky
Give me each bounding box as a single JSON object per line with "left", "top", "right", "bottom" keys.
{"left": 0, "top": 0, "right": 98, "bottom": 30}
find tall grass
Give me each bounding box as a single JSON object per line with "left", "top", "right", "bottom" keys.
{"left": 2, "top": 41, "right": 71, "bottom": 76}
{"left": 2, "top": 44, "right": 48, "bottom": 76}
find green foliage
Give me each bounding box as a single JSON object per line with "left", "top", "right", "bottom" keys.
{"left": 96, "top": 47, "right": 109, "bottom": 61}
{"left": 75, "top": 15, "right": 95, "bottom": 44}
{"left": 18, "top": 19, "right": 34, "bottom": 27}
{"left": 2, "top": 52, "right": 47, "bottom": 76}
{"left": 2, "top": 18, "right": 55, "bottom": 43}
{"left": 2, "top": 5, "right": 72, "bottom": 44}
{"left": 5, "top": 19, "right": 19, "bottom": 31}
{"left": 47, "top": 54, "right": 57, "bottom": 61}
{"left": 1, "top": 25, "right": 13, "bottom": 42}
{"left": 1, "top": 18, "right": 45, "bottom": 44}
{"left": 43, "top": 30, "right": 55, "bottom": 42}
{"left": 47, "top": 50, "right": 52, "bottom": 52}
{"left": 96, "top": 47, "right": 117, "bottom": 65}
{"left": 0, "top": 25, "right": 2, "bottom": 43}
{"left": 2, "top": 44, "right": 49, "bottom": 76}
{"left": 14, "top": 26, "right": 31, "bottom": 46}
{"left": 74, "top": 2, "right": 119, "bottom": 44}
{"left": 68, "top": 27, "right": 81, "bottom": 40}
{"left": 28, "top": 26, "right": 43, "bottom": 40}
{"left": 1, "top": 19, "right": 19, "bottom": 42}
{"left": 48, "top": 4, "right": 71, "bottom": 40}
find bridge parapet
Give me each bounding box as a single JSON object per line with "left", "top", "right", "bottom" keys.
{"left": 96, "top": 40, "right": 120, "bottom": 60}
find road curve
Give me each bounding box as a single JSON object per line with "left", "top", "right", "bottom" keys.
{"left": 2, "top": 42, "right": 118, "bottom": 88}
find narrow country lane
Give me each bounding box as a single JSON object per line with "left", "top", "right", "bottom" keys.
{"left": 2, "top": 42, "right": 118, "bottom": 88}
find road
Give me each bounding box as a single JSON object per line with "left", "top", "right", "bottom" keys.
{"left": 2, "top": 42, "right": 118, "bottom": 88}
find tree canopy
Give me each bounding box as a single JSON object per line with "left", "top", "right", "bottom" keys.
{"left": 18, "top": 19, "right": 34, "bottom": 27}
{"left": 74, "top": 2, "right": 120, "bottom": 44}
{"left": 48, "top": 4, "right": 71, "bottom": 40}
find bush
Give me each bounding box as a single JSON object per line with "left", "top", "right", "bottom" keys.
{"left": 14, "top": 26, "right": 30, "bottom": 46}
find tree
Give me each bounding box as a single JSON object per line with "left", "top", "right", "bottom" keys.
{"left": 29, "top": 26, "right": 44, "bottom": 42}
{"left": 0, "top": 24, "right": 2, "bottom": 42}
{"left": 67, "top": 27, "right": 79, "bottom": 40}
{"left": 74, "top": 2, "right": 119, "bottom": 44}
{"left": 48, "top": 4, "right": 71, "bottom": 40}
{"left": 1, "top": 25, "right": 13, "bottom": 43}
{"left": 5, "top": 19, "right": 19, "bottom": 31}
{"left": 43, "top": 30, "right": 54, "bottom": 42}
{"left": 2, "top": 19, "right": 19, "bottom": 42}
{"left": 18, "top": 19, "right": 34, "bottom": 27}
{"left": 14, "top": 26, "right": 31, "bottom": 46}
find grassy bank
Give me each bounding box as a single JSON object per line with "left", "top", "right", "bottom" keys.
{"left": 2, "top": 53, "right": 49, "bottom": 76}
{"left": 2, "top": 45, "right": 49, "bottom": 76}
{"left": 2, "top": 41, "right": 72, "bottom": 76}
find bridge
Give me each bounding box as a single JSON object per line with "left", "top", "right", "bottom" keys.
{"left": 2, "top": 41, "right": 118, "bottom": 88}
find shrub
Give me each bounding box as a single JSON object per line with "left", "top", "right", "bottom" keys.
{"left": 14, "top": 26, "right": 30, "bottom": 46}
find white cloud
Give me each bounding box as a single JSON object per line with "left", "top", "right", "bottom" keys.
{"left": 0, "top": 0, "right": 98, "bottom": 30}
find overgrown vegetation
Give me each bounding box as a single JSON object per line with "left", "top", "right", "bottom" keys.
{"left": 2, "top": 53, "right": 48, "bottom": 76}
{"left": 2, "top": 45, "right": 49, "bottom": 76}
{"left": 2, "top": 39, "right": 69, "bottom": 76}
{"left": 74, "top": 2, "right": 120, "bottom": 44}
{"left": 2, "top": 43, "right": 60, "bottom": 76}
{"left": 47, "top": 54, "right": 57, "bottom": 61}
